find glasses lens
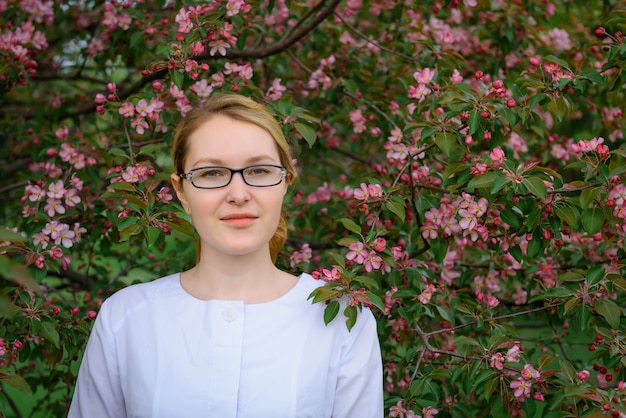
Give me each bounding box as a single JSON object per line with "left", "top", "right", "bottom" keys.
{"left": 243, "top": 165, "right": 285, "bottom": 187}
{"left": 191, "top": 167, "right": 231, "bottom": 188}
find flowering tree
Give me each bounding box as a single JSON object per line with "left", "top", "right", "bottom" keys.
{"left": 1, "top": 0, "right": 626, "bottom": 416}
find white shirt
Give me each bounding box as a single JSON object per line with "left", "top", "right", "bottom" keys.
{"left": 68, "top": 273, "right": 383, "bottom": 418}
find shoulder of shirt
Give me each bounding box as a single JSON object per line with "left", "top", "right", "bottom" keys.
{"left": 97, "top": 273, "right": 179, "bottom": 331}
{"left": 297, "top": 273, "right": 377, "bottom": 340}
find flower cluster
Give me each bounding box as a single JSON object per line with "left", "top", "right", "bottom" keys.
{"left": 22, "top": 178, "right": 83, "bottom": 218}
{"left": 421, "top": 193, "right": 489, "bottom": 242}
{"left": 408, "top": 67, "right": 435, "bottom": 102}
{"left": 289, "top": 243, "right": 313, "bottom": 268}
{"left": 510, "top": 364, "right": 543, "bottom": 402}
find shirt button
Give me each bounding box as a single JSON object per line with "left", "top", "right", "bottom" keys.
{"left": 221, "top": 308, "right": 239, "bottom": 323}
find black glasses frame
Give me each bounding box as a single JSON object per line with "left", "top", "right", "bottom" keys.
{"left": 180, "top": 164, "right": 287, "bottom": 189}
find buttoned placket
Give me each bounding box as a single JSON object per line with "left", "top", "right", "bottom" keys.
{"left": 206, "top": 301, "right": 244, "bottom": 418}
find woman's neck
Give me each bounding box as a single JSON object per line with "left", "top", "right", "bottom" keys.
{"left": 180, "top": 248, "right": 295, "bottom": 303}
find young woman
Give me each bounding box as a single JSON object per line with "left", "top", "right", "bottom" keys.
{"left": 68, "top": 93, "right": 383, "bottom": 418}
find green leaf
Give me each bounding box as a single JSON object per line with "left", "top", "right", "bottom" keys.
{"left": 554, "top": 205, "right": 579, "bottom": 228}
{"left": 545, "top": 55, "right": 571, "bottom": 72}
{"left": 500, "top": 209, "right": 521, "bottom": 228}
{"left": 558, "top": 359, "right": 577, "bottom": 382}
{"left": 366, "top": 292, "right": 386, "bottom": 313}
{"left": 308, "top": 286, "right": 340, "bottom": 304}
{"left": 145, "top": 225, "right": 161, "bottom": 247}
{"left": 579, "top": 70, "right": 607, "bottom": 86}
{"left": 324, "top": 300, "right": 340, "bottom": 325}
{"left": 344, "top": 305, "right": 357, "bottom": 331}
{"left": 558, "top": 271, "right": 585, "bottom": 282}
{"left": 430, "top": 238, "right": 448, "bottom": 264}
{"left": 338, "top": 218, "right": 362, "bottom": 235}
{"left": 579, "top": 187, "right": 600, "bottom": 209}
{"left": 39, "top": 321, "right": 60, "bottom": 349}
{"left": 434, "top": 132, "right": 457, "bottom": 156}
{"left": 595, "top": 299, "right": 621, "bottom": 329}
{"left": 171, "top": 70, "right": 184, "bottom": 88}
{"left": 341, "top": 78, "right": 358, "bottom": 95}
{"left": 469, "top": 110, "right": 480, "bottom": 135}
{"left": 0, "top": 374, "right": 31, "bottom": 394}
{"left": 529, "top": 92, "right": 547, "bottom": 110}
{"left": 586, "top": 266, "right": 605, "bottom": 286}
{"left": 467, "top": 171, "right": 500, "bottom": 189}
{"left": 509, "top": 245, "right": 523, "bottom": 263}
{"left": 581, "top": 208, "right": 604, "bottom": 234}
{"left": 107, "top": 147, "right": 129, "bottom": 160}
{"left": 527, "top": 236, "right": 542, "bottom": 258}
{"left": 385, "top": 200, "right": 406, "bottom": 222}
{"left": 294, "top": 122, "right": 317, "bottom": 147}
{"left": 546, "top": 97, "right": 568, "bottom": 122}
{"left": 0, "top": 227, "right": 24, "bottom": 243}
{"left": 108, "top": 181, "right": 136, "bottom": 192}
{"left": 0, "top": 289, "right": 17, "bottom": 319}
{"left": 523, "top": 177, "right": 547, "bottom": 201}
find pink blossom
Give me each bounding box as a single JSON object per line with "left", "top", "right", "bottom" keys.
{"left": 32, "top": 232, "right": 49, "bottom": 249}
{"left": 354, "top": 183, "right": 369, "bottom": 200}
{"left": 489, "top": 146, "right": 505, "bottom": 165}
{"left": 349, "top": 109, "right": 367, "bottom": 133}
{"left": 118, "top": 103, "right": 135, "bottom": 118}
{"left": 226, "top": 0, "right": 245, "bottom": 16}
{"left": 155, "top": 187, "right": 173, "bottom": 203}
{"left": 413, "top": 68, "right": 435, "bottom": 84}
{"left": 418, "top": 284, "right": 436, "bottom": 304}
{"left": 486, "top": 295, "right": 500, "bottom": 308}
{"left": 577, "top": 370, "right": 590, "bottom": 381}
{"left": 209, "top": 40, "right": 230, "bottom": 56}
{"left": 421, "top": 222, "right": 438, "bottom": 239}
{"left": 44, "top": 198, "right": 65, "bottom": 217}
{"left": 190, "top": 79, "right": 213, "bottom": 98}
{"left": 54, "top": 223, "right": 75, "bottom": 248}
{"left": 55, "top": 126, "right": 68, "bottom": 139}
{"left": 490, "top": 353, "right": 504, "bottom": 370}
{"left": 266, "top": 78, "right": 286, "bottom": 101}
{"left": 48, "top": 245, "right": 64, "bottom": 260}
{"left": 25, "top": 184, "right": 44, "bottom": 202}
{"left": 47, "top": 180, "right": 65, "bottom": 199}
{"left": 135, "top": 99, "right": 155, "bottom": 117}
{"left": 321, "top": 267, "right": 340, "bottom": 281}
{"left": 373, "top": 237, "right": 386, "bottom": 252}
{"left": 513, "top": 287, "right": 528, "bottom": 305}
{"left": 363, "top": 250, "right": 382, "bottom": 272}
{"left": 346, "top": 242, "right": 367, "bottom": 264}
{"left": 64, "top": 188, "right": 81, "bottom": 207}
{"left": 505, "top": 345, "right": 521, "bottom": 362}
{"left": 289, "top": 243, "right": 312, "bottom": 267}
{"left": 408, "top": 83, "right": 431, "bottom": 101}
{"left": 458, "top": 208, "right": 477, "bottom": 230}
{"left": 175, "top": 8, "right": 193, "bottom": 34}
{"left": 131, "top": 117, "right": 149, "bottom": 134}
{"left": 451, "top": 69, "right": 464, "bottom": 83}
{"left": 521, "top": 364, "right": 540, "bottom": 380}
{"left": 510, "top": 378, "right": 531, "bottom": 399}
{"left": 422, "top": 406, "right": 439, "bottom": 417}
{"left": 367, "top": 183, "right": 383, "bottom": 198}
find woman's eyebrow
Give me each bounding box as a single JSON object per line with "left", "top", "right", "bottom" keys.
{"left": 191, "top": 155, "right": 279, "bottom": 167}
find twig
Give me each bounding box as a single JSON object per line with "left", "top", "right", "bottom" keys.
{"left": 422, "top": 300, "right": 566, "bottom": 338}
{"left": 333, "top": 12, "right": 420, "bottom": 64}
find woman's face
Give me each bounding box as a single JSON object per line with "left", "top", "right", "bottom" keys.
{"left": 171, "top": 114, "right": 288, "bottom": 259}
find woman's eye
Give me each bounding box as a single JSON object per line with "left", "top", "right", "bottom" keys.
{"left": 199, "top": 169, "right": 226, "bottom": 177}
{"left": 248, "top": 167, "right": 270, "bottom": 176}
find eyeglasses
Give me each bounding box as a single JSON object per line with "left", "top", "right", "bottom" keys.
{"left": 180, "top": 164, "right": 287, "bottom": 189}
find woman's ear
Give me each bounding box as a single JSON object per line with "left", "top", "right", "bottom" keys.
{"left": 171, "top": 173, "right": 191, "bottom": 214}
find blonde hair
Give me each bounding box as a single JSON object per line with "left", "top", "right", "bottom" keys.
{"left": 172, "top": 93, "right": 294, "bottom": 263}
